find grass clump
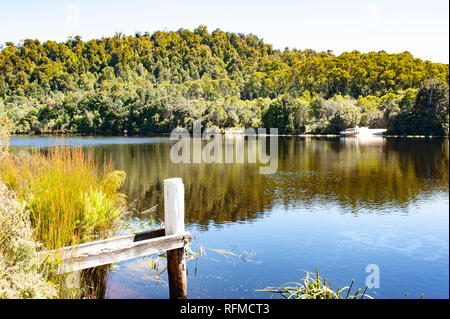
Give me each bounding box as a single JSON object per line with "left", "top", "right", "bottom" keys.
{"left": 0, "top": 142, "right": 127, "bottom": 250}
{"left": 259, "top": 268, "right": 371, "bottom": 299}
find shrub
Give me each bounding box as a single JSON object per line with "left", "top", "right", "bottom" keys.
{"left": 0, "top": 182, "right": 57, "bottom": 299}
{"left": 0, "top": 115, "right": 10, "bottom": 159}
{"left": 387, "top": 110, "right": 446, "bottom": 136}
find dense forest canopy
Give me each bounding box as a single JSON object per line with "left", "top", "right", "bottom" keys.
{"left": 0, "top": 26, "right": 448, "bottom": 135}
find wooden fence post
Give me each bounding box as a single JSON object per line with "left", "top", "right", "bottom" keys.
{"left": 164, "top": 178, "right": 187, "bottom": 299}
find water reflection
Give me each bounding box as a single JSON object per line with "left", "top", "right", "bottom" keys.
{"left": 86, "top": 142, "right": 272, "bottom": 228}
{"left": 8, "top": 136, "right": 449, "bottom": 298}
{"left": 74, "top": 137, "right": 450, "bottom": 228}
{"left": 274, "top": 137, "right": 448, "bottom": 213}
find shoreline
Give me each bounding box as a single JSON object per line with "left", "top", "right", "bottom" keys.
{"left": 9, "top": 132, "right": 450, "bottom": 139}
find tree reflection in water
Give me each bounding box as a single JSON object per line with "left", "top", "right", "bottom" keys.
{"left": 87, "top": 137, "right": 448, "bottom": 228}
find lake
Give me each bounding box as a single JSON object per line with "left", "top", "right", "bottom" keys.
{"left": 9, "top": 135, "right": 449, "bottom": 299}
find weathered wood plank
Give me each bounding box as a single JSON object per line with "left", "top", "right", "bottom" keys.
{"left": 41, "top": 228, "right": 166, "bottom": 260}
{"left": 41, "top": 230, "right": 191, "bottom": 274}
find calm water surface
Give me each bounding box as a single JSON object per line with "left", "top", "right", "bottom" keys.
{"left": 10, "top": 135, "right": 449, "bottom": 299}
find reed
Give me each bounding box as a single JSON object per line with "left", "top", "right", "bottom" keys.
{"left": 0, "top": 139, "right": 127, "bottom": 251}
{"left": 258, "top": 268, "right": 372, "bottom": 299}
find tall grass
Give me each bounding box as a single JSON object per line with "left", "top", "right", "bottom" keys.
{"left": 0, "top": 140, "right": 127, "bottom": 251}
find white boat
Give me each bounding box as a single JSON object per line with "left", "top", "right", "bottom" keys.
{"left": 340, "top": 127, "right": 360, "bottom": 136}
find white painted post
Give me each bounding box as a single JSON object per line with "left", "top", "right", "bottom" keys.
{"left": 164, "top": 178, "right": 185, "bottom": 235}
{"left": 164, "top": 178, "right": 187, "bottom": 299}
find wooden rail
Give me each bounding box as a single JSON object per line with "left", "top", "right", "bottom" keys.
{"left": 44, "top": 229, "right": 192, "bottom": 274}
{"left": 40, "top": 178, "right": 190, "bottom": 299}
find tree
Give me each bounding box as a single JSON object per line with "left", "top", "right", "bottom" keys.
{"left": 415, "top": 79, "right": 449, "bottom": 125}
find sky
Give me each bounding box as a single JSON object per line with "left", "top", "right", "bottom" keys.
{"left": 0, "top": 0, "right": 448, "bottom": 63}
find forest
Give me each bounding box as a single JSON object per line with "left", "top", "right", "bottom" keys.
{"left": 0, "top": 26, "right": 448, "bottom": 135}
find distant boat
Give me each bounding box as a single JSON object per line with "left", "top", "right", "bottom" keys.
{"left": 340, "top": 127, "right": 360, "bottom": 137}
{"left": 340, "top": 127, "right": 387, "bottom": 137}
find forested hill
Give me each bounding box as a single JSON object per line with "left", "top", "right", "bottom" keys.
{"left": 1, "top": 26, "right": 448, "bottom": 98}
{"left": 0, "top": 26, "right": 449, "bottom": 135}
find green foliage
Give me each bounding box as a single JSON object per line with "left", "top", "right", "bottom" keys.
{"left": 259, "top": 268, "right": 370, "bottom": 299}
{"left": 0, "top": 183, "right": 57, "bottom": 299}
{"left": 262, "top": 96, "right": 308, "bottom": 134}
{"left": 387, "top": 79, "right": 449, "bottom": 135}
{"left": 0, "top": 114, "right": 10, "bottom": 157}
{"left": 0, "top": 27, "right": 448, "bottom": 135}
{"left": 387, "top": 110, "right": 446, "bottom": 136}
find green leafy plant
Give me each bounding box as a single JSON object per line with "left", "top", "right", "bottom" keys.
{"left": 258, "top": 268, "right": 371, "bottom": 299}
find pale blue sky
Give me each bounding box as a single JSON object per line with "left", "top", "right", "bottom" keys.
{"left": 0, "top": 0, "right": 448, "bottom": 63}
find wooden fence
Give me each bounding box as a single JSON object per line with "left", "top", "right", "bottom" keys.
{"left": 41, "top": 178, "right": 191, "bottom": 299}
